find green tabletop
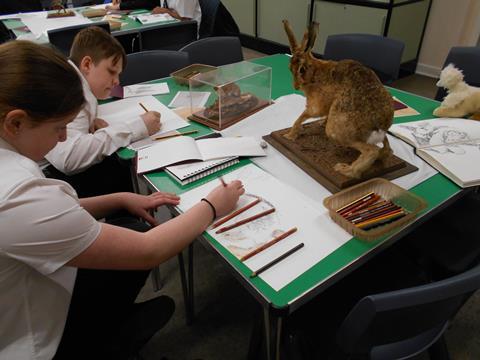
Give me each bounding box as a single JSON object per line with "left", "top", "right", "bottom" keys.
{"left": 143, "top": 54, "right": 461, "bottom": 309}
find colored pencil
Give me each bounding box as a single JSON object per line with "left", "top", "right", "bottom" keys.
{"left": 240, "top": 227, "right": 298, "bottom": 262}
{"left": 153, "top": 130, "right": 198, "bottom": 141}
{"left": 336, "top": 192, "right": 374, "bottom": 213}
{"left": 139, "top": 102, "right": 149, "bottom": 113}
{"left": 250, "top": 243, "right": 304, "bottom": 278}
{"left": 360, "top": 213, "right": 407, "bottom": 231}
{"left": 215, "top": 208, "right": 275, "bottom": 234}
{"left": 340, "top": 194, "right": 381, "bottom": 217}
{"left": 219, "top": 176, "right": 227, "bottom": 187}
{"left": 350, "top": 204, "right": 401, "bottom": 223}
{"left": 212, "top": 198, "right": 261, "bottom": 229}
{"left": 356, "top": 210, "right": 405, "bottom": 228}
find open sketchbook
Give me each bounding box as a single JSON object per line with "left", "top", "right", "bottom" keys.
{"left": 165, "top": 157, "right": 239, "bottom": 186}
{"left": 136, "top": 136, "right": 266, "bottom": 174}
{"left": 389, "top": 118, "right": 480, "bottom": 187}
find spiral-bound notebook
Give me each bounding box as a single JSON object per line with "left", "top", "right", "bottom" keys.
{"left": 165, "top": 157, "right": 239, "bottom": 186}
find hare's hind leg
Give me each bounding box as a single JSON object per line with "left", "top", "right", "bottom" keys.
{"left": 334, "top": 142, "right": 380, "bottom": 179}
{"left": 284, "top": 110, "right": 311, "bottom": 140}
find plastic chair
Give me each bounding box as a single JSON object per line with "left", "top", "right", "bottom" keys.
{"left": 286, "top": 258, "right": 480, "bottom": 360}
{"left": 323, "top": 33, "right": 405, "bottom": 85}
{"left": 180, "top": 36, "right": 243, "bottom": 66}
{"left": 198, "top": 0, "right": 239, "bottom": 39}
{"left": 47, "top": 21, "right": 110, "bottom": 56}
{"left": 434, "top": 46, "right": 480, "bottom": 101}
{"left": 139, "top": 21, "right": 198, "bottom": 51}
{"left": 120, "top": 50, "right": 190, "bottom": 86}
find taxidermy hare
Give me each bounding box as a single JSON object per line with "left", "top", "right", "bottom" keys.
{"left": 283, "top": 20, "right": 394, "bottom": 179}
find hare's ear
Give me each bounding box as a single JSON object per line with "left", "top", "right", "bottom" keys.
{"left": 283, "top": 19, "right": 298, "bottom": 52}
{"left": 305, "top": 22, "right": 318, "bottom": 52}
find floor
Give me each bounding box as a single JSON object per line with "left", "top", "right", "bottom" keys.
{"left": 136, "top": 48, "right": 480, "bottom": 360}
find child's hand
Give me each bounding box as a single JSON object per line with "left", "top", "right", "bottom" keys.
{"left": 89, "top": 118, "right": 109, "bottom": 133}
{"left": 141, "top": 111, "right": 161, "bottom": 135}
{"left": 122, "top": 192, "right": 180, "bottom": 226}
{"left": 205, "top": 180, "right": 245, "bottom": 218}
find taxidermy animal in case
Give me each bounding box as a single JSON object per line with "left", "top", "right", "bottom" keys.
{"left": 283, "top": 20, "right": 394, "bottom": 179}
{"left": 433, "top": 64, "right": 480, "bottom": 121}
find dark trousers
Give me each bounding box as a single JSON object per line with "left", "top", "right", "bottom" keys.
{"left": 44, "top": 155, "right": 134, "bottom": 198}
{"left": 54, "top": 218, "right": 152, "bottom": 360}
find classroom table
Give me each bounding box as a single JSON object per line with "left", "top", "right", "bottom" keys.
{"left": 1, "top": 7, "right": 197, "bottom": 53}
{"left": 135, "top": 54, "right": 464, "bottom": 359}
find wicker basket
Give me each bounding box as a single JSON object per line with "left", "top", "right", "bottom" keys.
{"left": 323, "top": 178, "right": 427, "bottom": 241}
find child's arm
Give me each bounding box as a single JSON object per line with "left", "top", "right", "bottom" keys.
{"left": 45, "top": 107, "right": 149, "bottom": 175}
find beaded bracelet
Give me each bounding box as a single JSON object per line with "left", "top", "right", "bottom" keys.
{"left": 201, "top": 198, "right": 217, "bottom": 222}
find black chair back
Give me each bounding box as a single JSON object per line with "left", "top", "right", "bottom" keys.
{"left": 336, "top": 262, "right": 480, "bottom": 359}
{"left": 324, "top": 33, "right": 405, "bottom": 85}
{"left": 47, "top": 21, "right": 110, "bottom": 56}
{"left": 120, "top": 50, "right": 190, "bottom": 86}
{"left": 180, "top": 36, "right": 243, "bottom": 66}
{"left": 435, "top": 46, "right": 480, "bottom": 101}
{"left": 139, "top": 21, "right": 197, "bottom": 51}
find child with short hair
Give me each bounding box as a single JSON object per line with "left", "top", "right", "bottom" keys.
{"left": 45, "top": 26, "right": 161, "bottom": 197}
{"left": 0, "top": 40, "right": 243, "bottom": 360}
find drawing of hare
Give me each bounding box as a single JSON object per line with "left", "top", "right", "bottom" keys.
{"left": 283, "top": 20, "right": 394, "bottom": 178}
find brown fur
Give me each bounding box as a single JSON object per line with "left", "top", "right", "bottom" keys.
{"left": 283, "top": 20, "right": 394, "bottom": 178}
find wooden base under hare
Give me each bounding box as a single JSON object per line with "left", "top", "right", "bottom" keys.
{"left": 264, "top": 121, "right": 417, "bottom": 193}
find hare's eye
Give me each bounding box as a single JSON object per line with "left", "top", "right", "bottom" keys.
{"left": 299, "top": 65, "right": 306, "bottom": 75}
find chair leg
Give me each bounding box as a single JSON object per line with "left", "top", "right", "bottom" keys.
{"left": 428, "top": 335, "right": 450, "bottom": 360}
{"left": 150, "top": 266, "right": 163, "bottom": 291}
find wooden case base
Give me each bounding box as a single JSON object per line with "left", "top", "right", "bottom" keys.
{"left": 264, "top": 121, "right": 418, "bottom": 193}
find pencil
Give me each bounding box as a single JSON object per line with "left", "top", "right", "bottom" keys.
{"left": 139, "top": 102, "right": 149, "bottom": 113}
{"left": 240, "top": 227, "right": 298, "bottom": 262}
{"left": 212, "top": 198, "right": 261, "bottom": 229}
{"left": 219, "top": 176, "right": 227, "bottom": 187}
{"left": 215, "top": 208, "right": 275, "bottom": 234}
{"left": 336, "top": 192, "right": 374, "bottom": 213}
{"left": 356, "top": 210, "right": 405, "bottom": 228}
{"left": 250, "top": 243, "right": 304, "bottom": 278}
{"left": 153, "top": 130, "right": 198, "bottom": 141}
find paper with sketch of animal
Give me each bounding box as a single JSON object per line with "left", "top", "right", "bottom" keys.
{"left": 177, "top": 164, "right": 351, "bottom": 291}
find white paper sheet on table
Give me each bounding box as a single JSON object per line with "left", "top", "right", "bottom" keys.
{"left": 221, "top": 94, "right": 437, "bottom": 209}
{"left": 168, "top": 91, "right": 210, "bottom": 109}
{"left": 123, "top": 83, "right": 170, "bottom": 98}
{"left": 97, "top": 95, "right": 189, "bottom": 150}
{"left": 20, "top": 11, "right": 91, "bottom": 37}
{"left": 177, "top": 164, "right": 351, "bottom": 291}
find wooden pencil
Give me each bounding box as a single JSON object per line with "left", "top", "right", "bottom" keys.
{"left": 336, "top": 192, "right": 374, "bottom": 213}
{"left": 356, "top": 210, "right": 405, "bottom": 228}
{"left": 240, "top": 227, "right": 298, "bottom": 262}
{"left": 215, "top": 208, "right": 275, "bottom": 234}
{"left": 139, "top": 102, "right": 149, "bottom": 113}
{"left": 212, "top": 198, "right": 261, "bottom": 229}
{"left": 153, "top": 130, "right": 198, "bottom": 141}
{"left": 218, "top": 176, "right": 227, "bottom": 187}
{"left": 250, "top": 243, "right": 304, "bottom": 278}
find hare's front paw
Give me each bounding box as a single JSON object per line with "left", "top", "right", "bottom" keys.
{"left": 334, "top": 163, "right": 360, "bottom": 179}
{"left": 284, "top": 129, "right": 299, "bottom": 141}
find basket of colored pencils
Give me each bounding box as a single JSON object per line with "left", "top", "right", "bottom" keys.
{"left": 323, "top": 178, "right": 427, "bottom": 241}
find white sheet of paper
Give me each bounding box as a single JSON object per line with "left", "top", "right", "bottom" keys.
{"left": 20, "top": 11, "right": 92, "bottom": 37}
{"left": 97, "top": 95, "right": 189, "bottom": 145}
{"left": 168, "top": 91, "right": 210, "bottom": 109}
{"left": 177, "top": 164, "right": 351, "bottom": 291}
{"left": 123, "top": 83, "right": 170, "bottom": 98}
{"left": 221, "top": 94, "right": 437, "bottom": 208}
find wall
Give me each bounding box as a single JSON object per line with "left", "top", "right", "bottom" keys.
{"left": 416, "top": 0, "right": 480, "bottom": 78}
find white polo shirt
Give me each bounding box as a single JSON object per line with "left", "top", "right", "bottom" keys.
{"left": 0, "top": 138, "right": 101, "bottom": 360}
{"left": 168, "top": 0, "right": 202, "bottom": 28}
{"left": 45, "top": 60, "right": 148, "bottom": 175}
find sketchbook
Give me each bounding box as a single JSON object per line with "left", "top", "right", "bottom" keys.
{"left": 136, "top": 136, "right": 266, "bottom": 174}
{"left": 389, "top": 118, "right": 480, "bottom": 187}
{"left": 165, "top": 157, "right": 239, "bottom": 186}
{"left": 135, "top": 13, "right": 176, "bottom": 25}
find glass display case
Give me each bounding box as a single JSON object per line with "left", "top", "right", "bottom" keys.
{"left": 188, "top": 61, "right": 272, "bottom": 130}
